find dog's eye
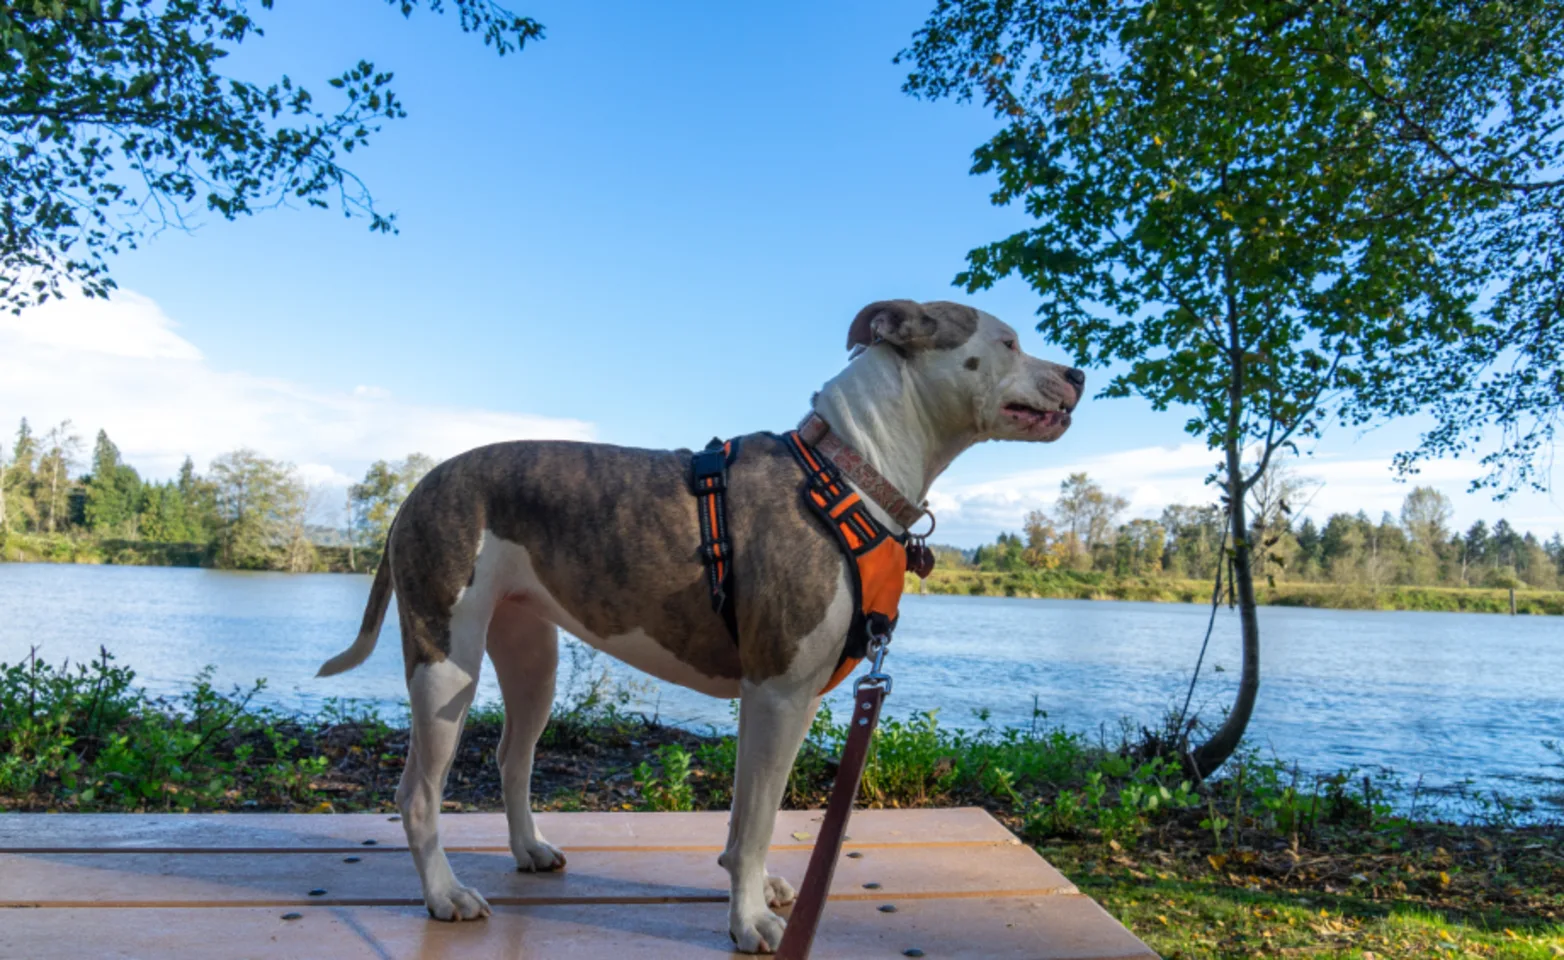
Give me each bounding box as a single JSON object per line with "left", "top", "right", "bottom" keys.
{"left": 1002, "top": 338, "right": 1017, "bottom": 352}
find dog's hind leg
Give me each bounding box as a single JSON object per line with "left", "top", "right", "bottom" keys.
{"left": 720, "top": 679, "right": 820, "bottom": 954}
{"left": 397, "top": 594, "right": 491, "bottom": 921}
{"left": 487, "top": 600, "right": 567, "bottom": 872}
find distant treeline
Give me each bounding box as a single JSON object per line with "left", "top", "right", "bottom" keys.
{"left": 0, "top": 418, "right": 428, "bottom": 573}
{"left": 957, "top": 473, "right": 1564, "bottom": 591}
{"left": 6, "top": 417, "right": 1562, "bottom": 591}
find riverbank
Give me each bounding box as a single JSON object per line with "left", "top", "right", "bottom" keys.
{"left": 3, "top": 652, "right": 1560, "bottom": 958}
{"left": 910, "top": 568, "right": 1564, "bottom": 615}
{"left": 0, "top": 532, "right": 375, "bottom": 573}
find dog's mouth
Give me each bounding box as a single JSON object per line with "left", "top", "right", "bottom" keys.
{"left": 1001, "top": 402, "right": 1070, "bottom": 432}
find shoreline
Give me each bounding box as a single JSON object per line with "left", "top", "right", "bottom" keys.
{"left": 4, "top": 540, "right": 1561, "bottom": 615}
{"left": 909, "top": 568, "right": 1564, "bottom": 615}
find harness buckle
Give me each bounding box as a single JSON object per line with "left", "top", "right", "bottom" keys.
{"left": 691, "top": 446, "right": 729, "bottom": 491}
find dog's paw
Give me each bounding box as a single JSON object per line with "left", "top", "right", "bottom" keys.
{"left": 424, "top": 883, "right": 491, "bottom": 922}
{"left": 764, "top": 872, "right": 796, "bottom": 908}
{"left": 730, "top": 908, "right": 787, "bottom": 954}
{"left": 514, "top": 838, "right": 567, "bottom": 873}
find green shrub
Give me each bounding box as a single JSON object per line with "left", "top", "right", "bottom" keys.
{"left": 634, "top": 744, "right": 695, "bottom": 812}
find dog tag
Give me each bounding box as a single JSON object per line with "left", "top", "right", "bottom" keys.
{"left": 906, "top": 541, "right": 935, "bottom": 580}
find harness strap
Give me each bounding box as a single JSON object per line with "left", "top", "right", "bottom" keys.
{"left": 781, "top": 430, "right": 906, "bottom": 694}
{"left": 691, "top": 437, "right": 740, "bottom": 642}
{"left": 689, "top": 432, "right": 907, "bottom": 697}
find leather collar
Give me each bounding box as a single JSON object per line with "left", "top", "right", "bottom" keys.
{"left": 796, "top": 412, "right": 926, "bottom": 531}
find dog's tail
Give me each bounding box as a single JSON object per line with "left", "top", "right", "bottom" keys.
{"left": 317, "top": 547, "right": 394, "bottom": 678}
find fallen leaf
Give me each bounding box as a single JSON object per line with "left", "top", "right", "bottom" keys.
{"left": 791, "top": 831, "right": 810, "bottom": 841}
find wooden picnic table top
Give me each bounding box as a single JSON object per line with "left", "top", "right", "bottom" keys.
{"left": 0, "top": 808, "right": 1158, "bottom": 959}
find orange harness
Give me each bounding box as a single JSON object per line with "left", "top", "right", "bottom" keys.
{"left": 691, "top": 432, "right": 907, "bottom": 695}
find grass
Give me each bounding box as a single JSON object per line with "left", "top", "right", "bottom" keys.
{"left": 0, "top": 532, "right": 373, "bottom": 572}
{"left": 911, "top": 568, "right": 1564, "bottom": 615}
{"left": 3, "top": 649, "right": 1561, "bottom": 958}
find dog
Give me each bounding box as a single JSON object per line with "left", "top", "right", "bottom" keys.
{"left": 316, "top": 298, "right": 1083, "bottom": 953}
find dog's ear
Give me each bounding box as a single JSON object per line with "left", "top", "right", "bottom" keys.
{"left": 846, "top": 300, "right": 936, "bottom": 352}
{"left": 847, "top": 300, "right": 979, "bottom": 353}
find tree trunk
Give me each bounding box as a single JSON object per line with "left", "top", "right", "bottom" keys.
{"left": 1188, "top": 280, "right": 1261, "bottom": 780}
{"left": 46, "top": 457, "right": 59, "bottom": 533}
{"left": 1188, "top": 437, "right": 1262, "bottom": 779}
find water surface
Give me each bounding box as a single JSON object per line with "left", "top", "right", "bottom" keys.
{"left": 2, "top": 563, "right": 1559, "bottom": 814}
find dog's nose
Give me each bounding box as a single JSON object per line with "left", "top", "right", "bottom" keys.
{"left": 1063, "top": 367, "right": 1086, "bottom": 410}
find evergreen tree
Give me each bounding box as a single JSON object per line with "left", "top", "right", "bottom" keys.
{"left": 84, "top": 430, "right": 141, "bottom": 535}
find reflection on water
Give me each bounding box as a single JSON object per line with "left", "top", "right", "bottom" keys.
{"left": 2, "top": 563, "right": 1560, "bottom": 812}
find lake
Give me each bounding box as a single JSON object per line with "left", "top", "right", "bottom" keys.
{"left": 2, "top": 563, "right": 1560, "bottom": 817}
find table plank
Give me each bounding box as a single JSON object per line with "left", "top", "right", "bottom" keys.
{"left": 0, "top": 898, "right": 1159, "bottom": 959}
{"left": 0, "top": 843, "right": 1075, "bottom": 907}
{"left": 0, "top": 808, "right": 1019, "bottom": 853}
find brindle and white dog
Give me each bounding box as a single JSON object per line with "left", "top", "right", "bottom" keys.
{"left": 316, "top": 299, "right": 1084, "bottom": 953}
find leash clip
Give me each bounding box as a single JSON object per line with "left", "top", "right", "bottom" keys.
{"left": 856, "top": 624, "right": 893, "bottom": 696}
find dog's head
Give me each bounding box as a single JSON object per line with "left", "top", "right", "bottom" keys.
{"left": 847, "top": 299, "right": 1083, "bottom": 443}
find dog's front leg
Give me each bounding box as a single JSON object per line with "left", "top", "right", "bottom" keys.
{"left": 721, "top": 680, "right": 819, "bottom": 954}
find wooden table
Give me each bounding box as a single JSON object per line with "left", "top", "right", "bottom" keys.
{"left": 0, "top": 808, "right": 1157, "bottom": 959}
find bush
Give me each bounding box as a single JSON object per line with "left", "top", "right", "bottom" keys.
{"left": 1, "top": 647, "right": 336, "bottom": 811}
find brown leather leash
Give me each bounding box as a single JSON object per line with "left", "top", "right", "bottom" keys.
{"left": 775, "top": 632, "right": 893, "bottom": 960}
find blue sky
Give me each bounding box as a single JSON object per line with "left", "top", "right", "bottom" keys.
{"left": 3, "top": 0, "right": 1560, "bottom": 546}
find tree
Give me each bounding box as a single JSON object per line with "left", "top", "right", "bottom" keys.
{"left": 901, "top": 0, "right": 1500, "bottom": 776}
{"left": 1293, "top": 517, "right": 1322, "bottom": 579}
{"left": 1400, "top": 485, "right": 1452, "bottom": 583}
{"left": 1160, "top": 503, "right": 1224, "bottom": 579}
{"left": 1400, "top": 487, "right": 1454, "bottom": 548}
{"left": 1339, "top": 5, "right": 1564, "bottom": 497}
{"left": 1116, "top": 518, "right": 1166, "bottom": 576}
{"left": 1021, "top": 508, "right": 1065, "bottom": 568}
{"left": 1462, "top": 520, "right": 1491, "bottom": 584}
{"left": 349, "top": 453, "right": 435, "bottom": 556}
{"left": 2, "top": 0, "right": 543, "bottom": 313}
{"left": 84, "top": 429, "right": 141, "bottom": 534}
{"left": 1246, "top": 454, "right": 1313, "bottom": 585}
{"left": 175, "top": 455, "right": 218, "bottom": 541}
{"left": 1052, "top": 472, "right": 1127, "bottom": 564}
{"left": 37, "top": 420, "right": 82, "bottom": 533}
{"left": 138, "top": 481, "right": 191, "bottom": 543}
{"left": 209, "top": 449, "right": 306, "bottom": 569}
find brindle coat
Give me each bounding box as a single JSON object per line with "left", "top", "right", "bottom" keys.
{"left": 386, "top": 432, "right": 846, "bottom": 685}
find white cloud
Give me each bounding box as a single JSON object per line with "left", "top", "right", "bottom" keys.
{"left": 0, "top": 291, "right": 595, "bottom": 484}
{"left": 0, "top": 291, "right": 204, "bottom": 361}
